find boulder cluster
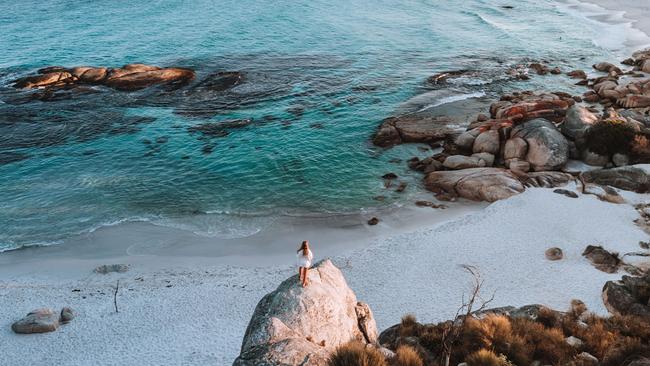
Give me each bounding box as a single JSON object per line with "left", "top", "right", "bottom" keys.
{"left": 374, "top": 50, "right": 650, "bottom": 202}
{"left": 13, "top": 63, "right": 195, "bottom": 91}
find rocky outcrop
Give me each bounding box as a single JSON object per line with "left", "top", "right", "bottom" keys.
{"left": 373, "top": 115, "right": 461, "bottom": 147}
{"left": 13, "top": 63, "right": 195, "bottom": 91}
{"left": 233, "top": 260, "right": 377, "bottom": 366}
{"left": 602, "top": 273, "right": 650, "bottom": 317}
{"left": 424, "top": 168, "right": 525, "bottom": 202}
{"left": 581, "top": 165, "right": 650, "bottom": 193}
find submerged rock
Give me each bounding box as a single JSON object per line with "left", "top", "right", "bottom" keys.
{"left": 372, "top": 115, "right": 460, "bottom": 147}
{"left": 13, "top": 63, "right": 195, "bottom": 91}
{"left": 233, "top": 260, "right": 377, "bottom": 366}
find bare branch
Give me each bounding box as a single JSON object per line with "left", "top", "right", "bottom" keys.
{"left": 440, "top": 265, "right": 495, "bottom": 366}
{"left": 114, "top": 280, "right": 120, "bottom": 313}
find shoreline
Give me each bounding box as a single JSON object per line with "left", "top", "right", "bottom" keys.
{"left": 558, "top": 0, "right": 650, "bottom": 53}
{"left": 0, "top": 199, "right": 484, "bottom": 281}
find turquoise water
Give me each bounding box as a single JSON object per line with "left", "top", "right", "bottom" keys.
{"left": 0, "top": 0, "right": 618, "bottom": 250}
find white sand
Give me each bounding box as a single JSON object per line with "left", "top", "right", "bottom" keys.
{"left": 559, "top": 0, "right": 650, "bottom": 52}
{"left": 581, "top": 0, "right": 650, "bottom": 36}
{"left": 1, "top": 186, "right": 648, "bottom": 365}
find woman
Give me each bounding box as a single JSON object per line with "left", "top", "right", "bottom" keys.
{"left": 296, "top": 240, "right": 314, "bottom": 287}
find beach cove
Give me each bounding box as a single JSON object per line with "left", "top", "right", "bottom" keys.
{"left": 1, "top": 0, "right": 650, "bottom": 365}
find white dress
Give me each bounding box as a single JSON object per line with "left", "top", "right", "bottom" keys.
{"left": 296, "top": 249, "right": 314, "bottom": 268}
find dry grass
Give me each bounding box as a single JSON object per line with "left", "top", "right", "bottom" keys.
{"left": 392, "top": 345, "right": 423, "bottom": 366}
{"left": 333, "top": 301, "right": 650, "bottom": 366}
{"left": 465, "top": 349, "right": 511, "bottom": 366}
{"left": 399, "top": 314, "right": 420, "bottom": 338}
{"left": 328, "top": 341, "right": 387, "bottom": 366}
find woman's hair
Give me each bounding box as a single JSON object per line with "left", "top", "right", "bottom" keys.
{"left": 297, "top": 240, "right": 309, "bottom": 255}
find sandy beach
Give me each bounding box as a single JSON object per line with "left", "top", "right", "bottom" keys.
{"left": 1, "top": 185, "right": 648, "bottom": 365}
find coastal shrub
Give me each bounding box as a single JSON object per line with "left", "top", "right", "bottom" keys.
{"left": 328, "top": 341, "right": 387, "bottom": 366}
{"left": 392, "top": 345, "right": 423, "bottom": 366}
{"left": 568, "top": 299, "right": 588, "bottom": 320}
{"left": 606, "top": 315, "right": 650, "bottom": 340}
{"left": 399, "top": 314, "right": 420, "bottom": 337}
{"left": 536, "top": 306, "right": 559, "bottom": 328}
{"left": 417, "top": 323, "right": 444, "bottom": 355}
{"left": 575, "top": 318, "right": 616, "bottom": 359}
{"left": 601, "top": 337, "right": 650, "bottom": 366}
{"left": 394, "top": 304, "right": 650, "bottom": 366}
{"left": 511, "top": 317, "right": 574, "bottom": 364}
{"left": 584, "top": 119, "right": 636, "bottom": 156}
{"left": 464, "top": 349, "right": 511, "bottom": 366}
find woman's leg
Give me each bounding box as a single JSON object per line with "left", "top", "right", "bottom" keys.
{"left": 302, "top": 267, "right": 309, "bottom": 287}
{"left": 299, "top": 267, "right": 304, "bottom": 283}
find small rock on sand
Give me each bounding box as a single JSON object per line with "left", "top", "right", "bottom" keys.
{"left": 12, "top": 309, "right": 60, "bottom": 334}
{"left": 553, "top": 189, "right": 578, "bottom": 198}
{"left": 367, "top": 217, "right": 379, "bottom": 225}
{"left": 545, "top": 247, "right": 564, "bottom": 261}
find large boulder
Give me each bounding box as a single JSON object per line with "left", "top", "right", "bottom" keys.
{"left": 581, "top": 165, "right": 650, "bottom": 192}
{"left": 511, "top": 119, "right": 569, "bottom": 171}
{"left": 233, "top": 260, "right": 377, "bottom": 366}
{"left": 424, "top": 168, "right": 525, "bottom": 202}
{"left": 373, "top": 115, "right": 460, "bottom": 147}
{"left": 561, "top": 105, "right": 598, "bottom": 143}
{"left": 472, "top": 130, "right": 500, "bottom": 155}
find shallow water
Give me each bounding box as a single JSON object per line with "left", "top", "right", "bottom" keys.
{"left": 0, "top": 0, "right": 635, "bottom": 250}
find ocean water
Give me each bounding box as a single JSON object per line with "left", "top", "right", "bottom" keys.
{"left": 0, "top": 0, "right": 633, "bottom": 250}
